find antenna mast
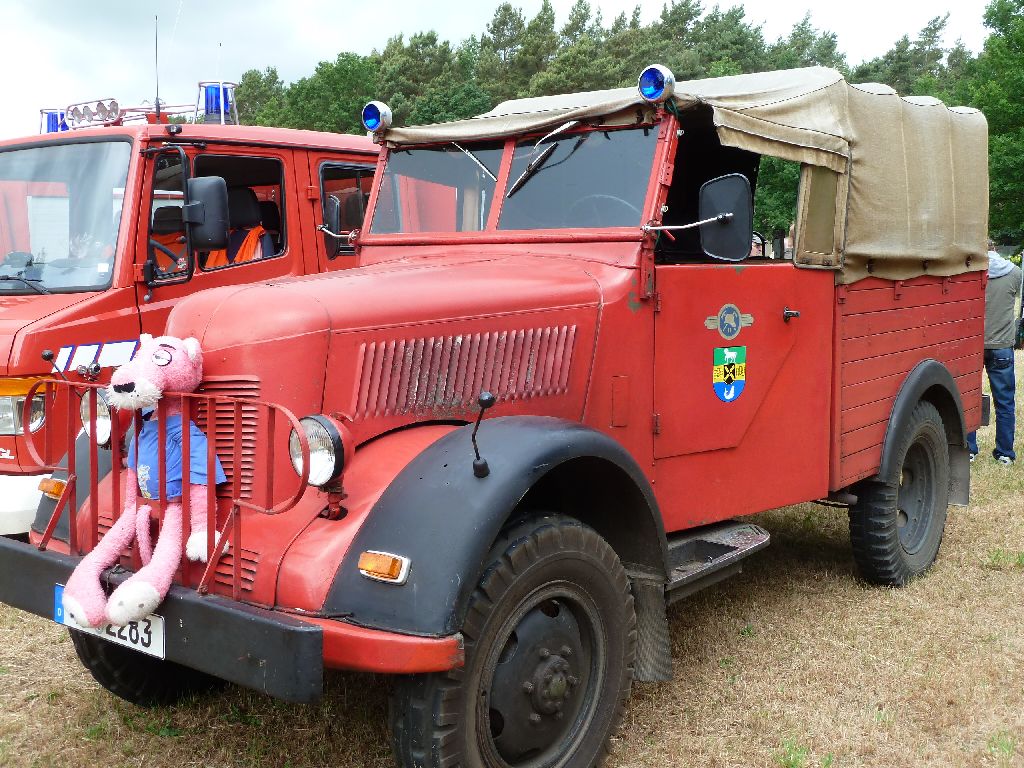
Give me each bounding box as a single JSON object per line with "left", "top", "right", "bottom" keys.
{"left": 154, "top": 15, "right": 161, "bottom": 121}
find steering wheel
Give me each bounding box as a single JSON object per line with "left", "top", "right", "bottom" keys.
{"left": 149, "top": 239, "right": 183, "bottom": 272}
{"left": 566, "top": 194, "right": 642, "bottom": 227}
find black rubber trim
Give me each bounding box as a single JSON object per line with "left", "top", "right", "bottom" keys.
{"left": 324, "top": 416, "right": 666, "bottom": 636}
{"left": 877, "top": 358, "right": 966, "bottom": 485}
{"left": 0, "top": 536, "right": 323, "bottom": 703}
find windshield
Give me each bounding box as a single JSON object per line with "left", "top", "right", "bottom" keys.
{"left": 0, "top": 140, "right": 131, "bottom": 293}
{"left": 499, "top": 127, "right": 657, "bottom": 230}
{"left": 370, "top": 141, "right": 504, "bottom": 234}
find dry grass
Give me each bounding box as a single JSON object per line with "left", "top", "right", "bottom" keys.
{"left": 2, "top": 366, "right": 1023, "bottom": 767}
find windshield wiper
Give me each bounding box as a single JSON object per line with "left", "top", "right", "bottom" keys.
{"left": 451, "top": 142, "right": 496, "bottom": 181}
{"left": 506, "top": 143, "right": 558, "bottom": 198}
{"left": 0, "top": 275, "right": 51, "bottom": 294}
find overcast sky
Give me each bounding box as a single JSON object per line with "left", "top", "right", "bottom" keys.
{"left": 0, "top": 0, "right": 990, "bottom": 139}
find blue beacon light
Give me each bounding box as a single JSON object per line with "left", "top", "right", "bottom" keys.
{"left": 361, "top": 101, "right": 393, "bottom": 133}
{"left": 638, "top": 65, "right": 676, "bottom": 103}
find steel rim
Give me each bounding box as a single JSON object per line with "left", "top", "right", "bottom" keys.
{"left": 476, "top": 581, "right": 606, "bottom": 768}
{"left": 896, "top": 440, "right": 936, "bottom": 555}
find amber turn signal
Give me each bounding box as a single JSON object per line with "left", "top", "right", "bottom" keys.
{"left": 357, "top": 551, "right": 411, "bottom": 585}
{"left": 38, "top": 477, "right": 66, "bottom": 500}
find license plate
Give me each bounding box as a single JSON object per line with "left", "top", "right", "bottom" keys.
{"left": 53, "top": 584, "right": 166, "bottom": 659}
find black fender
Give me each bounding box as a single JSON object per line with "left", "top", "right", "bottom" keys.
{"left": 323, "top": 416, "right": 667, "bottom": 636}
{"left": 30, "top": 431, "right": 113, "bottom": 541}
{"left": 876, "top": 359, "right": 969, "bottom": 505}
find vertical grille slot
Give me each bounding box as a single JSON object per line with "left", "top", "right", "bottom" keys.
{"left": 194, "top": 377, "right": 261, "bottom": 500}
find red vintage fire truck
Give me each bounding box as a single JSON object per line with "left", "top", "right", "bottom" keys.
{"left": 2, "top": 67, "right": 988, "bottom": 767}
{"left": 0, "top": 84, "right": 376, "bottom": 536}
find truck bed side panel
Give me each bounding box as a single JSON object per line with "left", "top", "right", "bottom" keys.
{"left": 831, "top": 272, "right": 985, "bottom": 490}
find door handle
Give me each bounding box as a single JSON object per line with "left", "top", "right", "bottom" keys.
{"left": 782, "top": 307, "right": 801, "bottom": 322}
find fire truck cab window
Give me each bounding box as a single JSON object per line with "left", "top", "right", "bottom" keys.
{"left": 321, "top": 164, "right": 374, "bottom": 255}
{"left": 192, "top": 154, "right": 285, "bottom": 271}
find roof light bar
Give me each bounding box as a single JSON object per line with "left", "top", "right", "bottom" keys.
{"left": 361, "top": 101, "right": 392, "bottom": 133}
{"left": 638, "top": 65, "right": 676, "bottom": 103}
{"left": 65, "top": 98, "right": 122, "bottom": 129}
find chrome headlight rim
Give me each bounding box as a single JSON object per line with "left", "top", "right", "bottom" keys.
{"left": 288, "top": 414, "right": 345, "bottom": 487}
{"left": 79, "top": 388, "right": 112, "bottom": 447}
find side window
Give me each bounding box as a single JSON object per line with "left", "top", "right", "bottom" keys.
{"left": 798, "top": 164, "right": 840, "bottom": 259}
{"left": 321, "top": 164, "right": 373, "bottom": 255}
{"left": 193, "top": 154, "right": 285, "bottom": 271}
{"left": 147, "top": 152, "right": 188, "bottom": 276}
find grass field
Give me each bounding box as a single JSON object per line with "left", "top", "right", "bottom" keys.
{"left": 1, "top": 366, "right": 1022, "bottom": 767}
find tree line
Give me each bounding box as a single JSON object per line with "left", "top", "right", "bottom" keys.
{"left": 236, "top": 0, "right": 1024, "bottom": 243}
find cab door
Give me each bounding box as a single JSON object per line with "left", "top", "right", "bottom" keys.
{"left": 134, "top": 145, "right": 304, "bottom": 336}
{"left": 652, "top": 262, "right": 834, "bottom": 530}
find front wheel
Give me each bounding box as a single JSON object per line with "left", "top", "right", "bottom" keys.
{"left": 389, "top": 516, "right": 637, "bottom": 768}
{"left": 70, "top": 630, "right": 223, "bottom": 706}
{"left": 849, "top": 400, "right": 950, "bottom": 586}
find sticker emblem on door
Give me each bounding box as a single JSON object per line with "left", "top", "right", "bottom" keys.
{"left": 705, "top": 304, "right": 754, "bottom": 341}
{"left": 712, "top": 346, "right": 746, "bottom": 402}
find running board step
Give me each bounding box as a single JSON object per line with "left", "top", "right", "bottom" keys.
{"left": 665, "top": 521, "right": 770, "bottom": 604}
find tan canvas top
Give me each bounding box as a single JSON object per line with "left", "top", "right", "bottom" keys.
{"left": 381, "top": 67, "right": 988, "bottom": 283}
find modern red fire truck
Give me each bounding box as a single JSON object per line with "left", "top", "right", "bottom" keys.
{"left": 0, "top": 84, "right": 376, "bottom": 535}
{"left": 2, "top": 67, "right": 988, "bottom": 767}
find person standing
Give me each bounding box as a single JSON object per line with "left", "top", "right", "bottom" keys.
{"left": 968, "top": 242, "right": 1022, "bottom": 464}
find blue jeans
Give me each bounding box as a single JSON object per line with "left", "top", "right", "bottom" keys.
{"left": 968, "top": 347, "right": 1017, "bottom": 461}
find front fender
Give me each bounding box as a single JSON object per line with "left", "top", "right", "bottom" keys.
{"left": 323, "top": 416, "right": 665, "bottom": 636}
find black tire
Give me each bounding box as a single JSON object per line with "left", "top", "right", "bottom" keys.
{"left": 70, "top": 629, "right": 224, "bottom": 707}
{"left": 389, "top": 515, "right": 637, "bottom": 768}
{"left": 849, "top": 400, "right": 950, "bottom": 586}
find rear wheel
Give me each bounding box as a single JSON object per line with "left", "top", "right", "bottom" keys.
{"left": 70, "top": 630, "right": 223, "bottom": 706}
{"left": 849, "top": 400, "right": 950, "bottom": 586}
{"left": 389, "top": 515, "right": 636, "bottom": 768}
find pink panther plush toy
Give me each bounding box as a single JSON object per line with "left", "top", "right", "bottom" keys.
{"left": 62, "top": 334, "right": 226, "bottom": 628}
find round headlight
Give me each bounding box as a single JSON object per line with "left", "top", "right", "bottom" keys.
{"left": 288, "top": 415, "right": 344, "bottom": 487}
{"left": 361, "top": 101, "right": 392, "bottom": 133}
{"left": 638, "top": 64, "right": 676, "bottom": 103}
{"left": 24, "top": 394, "right": 45, "bottom": 433}
{"left": 80, "top": 389, "right": 111, "bottom": 447}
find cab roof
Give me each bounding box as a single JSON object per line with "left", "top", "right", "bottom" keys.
{"left": 0, "top": 122, "right": 377, "bottom": 155}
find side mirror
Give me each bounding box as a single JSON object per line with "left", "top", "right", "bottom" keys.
{"left": 323, "top": 195, "right": 343, "bottom": 259}
{"left": 698, "top": 173, "right": 753, "bottom": 262}
{"left": 183, "top": 176, "right": 229, "bottom": 251}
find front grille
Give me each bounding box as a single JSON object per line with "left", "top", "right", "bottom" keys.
{"left": 194, "top": 376, "right": 260, "bottom": 500}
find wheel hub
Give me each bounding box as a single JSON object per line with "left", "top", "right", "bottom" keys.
{"left": 525, "top": 648, "right": 578, "bottom": 716}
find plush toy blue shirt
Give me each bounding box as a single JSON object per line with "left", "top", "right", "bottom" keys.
{"left": 127, "top": 412, "right": 226, "bottom": 500}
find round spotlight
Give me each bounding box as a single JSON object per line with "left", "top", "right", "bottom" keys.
{"left": 80, "top": 389, "right": 112, "bottom": 447}
{"left": 361, "top": 101, "right": 393, "bottom": 133}
{"left": 638, "top": 65, "right": 676, "bottom": 103}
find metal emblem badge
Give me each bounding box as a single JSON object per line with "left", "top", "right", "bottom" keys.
{"left": 705, "top": 304, "right": 754, "bottom": 341}
{"left": 712, "top": 346, "right": 746, "bottom": 403}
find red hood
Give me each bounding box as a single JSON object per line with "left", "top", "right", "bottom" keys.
{"left": 0, "top": 293, "right": 95, "bottom": 375}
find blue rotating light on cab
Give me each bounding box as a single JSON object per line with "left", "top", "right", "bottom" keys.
{"left": 638, "top": 65, "right": 676, "bottom": 103}
{"left": 362, "top": 101, "right": 393, "bottom": 133}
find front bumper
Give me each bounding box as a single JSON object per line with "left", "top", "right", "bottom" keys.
{"left": 0, "top": 472, "right": 47, "bottom": 536}
{"left": 0, "top": 537, "right": 463, "bottom": 703}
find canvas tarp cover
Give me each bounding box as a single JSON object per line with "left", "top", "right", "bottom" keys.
{"left": 382, "top": 67, "right": 988, "bottom": 283}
